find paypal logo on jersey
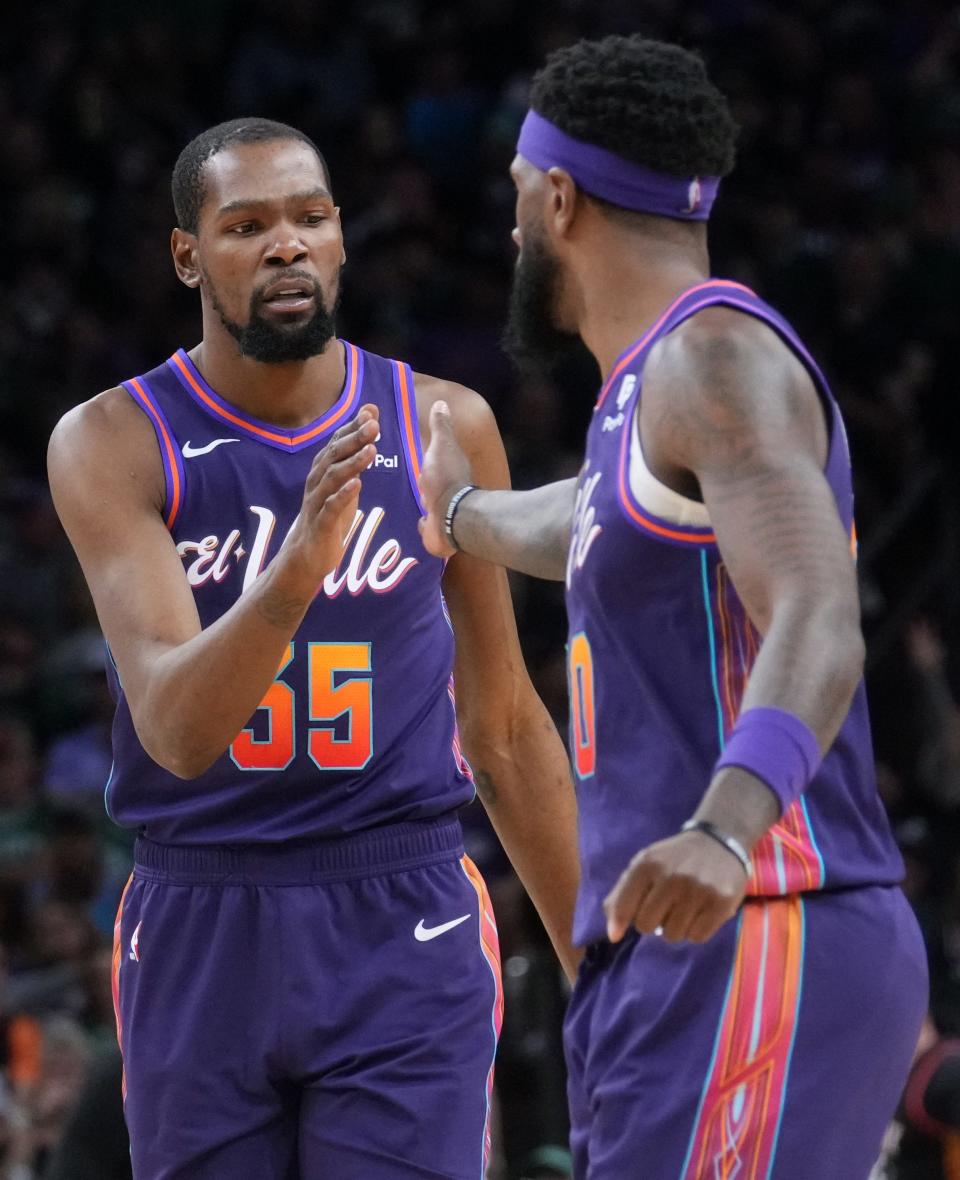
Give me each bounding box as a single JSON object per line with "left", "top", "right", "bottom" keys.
{"left": 600, "top": 376, "right": 637, "bottom": 432}
{"left": 176, "top": 505, "right": 418, "bottom": 597}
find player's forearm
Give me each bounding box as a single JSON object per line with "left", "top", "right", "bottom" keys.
{"left": 134, "top": 552, "right": 320, "bottom": 778}
{"left": 692, "top": 597, "right": 864, "bottom": 849}
{"left": 464, "top": 698, "right": 582, "bottom": 980}
{"left": 452, "top": 479, "right": 576, "bottom": 580}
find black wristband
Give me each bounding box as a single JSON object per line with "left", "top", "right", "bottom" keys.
{"left": 680, "top": 819, "right": 753, "bottom": 877}
{"left": 443, "top": 485, "right": 479, "bottom": 551}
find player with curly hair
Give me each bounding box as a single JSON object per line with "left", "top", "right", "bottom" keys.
{"left": 418, "top": 34, "right": 928, "bottom": 1179}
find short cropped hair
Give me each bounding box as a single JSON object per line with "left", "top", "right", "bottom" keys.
{"left": 529, "top": 35, "right": 737, "bottom": 181}
{"left": 171, "top": 117, "right": 331, "bottom": 234}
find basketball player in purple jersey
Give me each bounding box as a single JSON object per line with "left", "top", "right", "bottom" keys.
{"left": 47, "top": 118, "right": 580, "bottom": 1179}
{"left": 418, "top": 35, "right": 928, "bottom": 1180}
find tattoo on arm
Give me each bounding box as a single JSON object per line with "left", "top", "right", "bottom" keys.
{"left": 646, "top": 316, "right": 862, "bottom": 743}
{"left": 254, "top": 586, "right": 311, "bottom": 631}
{"left": 472, "top": 768, "right": 498, "bottom": 806}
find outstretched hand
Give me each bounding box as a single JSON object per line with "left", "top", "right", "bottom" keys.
{"left": 603, "top": 829, "right": 748, "bottom": 945}
{"left": 285, "top": 404, "right": 379, "bottom": 583}
{"left": 418, "top": 401, "right": 474, "bottom": 558}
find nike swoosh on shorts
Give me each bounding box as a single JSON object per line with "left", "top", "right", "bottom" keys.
{"left": 414, "top": 914, "right": 471, "bottom": 941}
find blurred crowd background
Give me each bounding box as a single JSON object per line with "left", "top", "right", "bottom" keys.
{"left": 2, "top": 0, "right": 960, "bottom": 1177}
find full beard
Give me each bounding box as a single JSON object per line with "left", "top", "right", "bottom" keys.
{"left": 502, "top": 233, "right": 586, "bottom": 376}
{"left": 211, "top": 268, "right": 343, "bottom": 364}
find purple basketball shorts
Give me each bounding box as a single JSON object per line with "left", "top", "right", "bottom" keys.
{"left": 111, "top": 816, "right": 502, "bottom": 1179}
{"left": 565, "top": 886, "right": 927, "bottom": 1179}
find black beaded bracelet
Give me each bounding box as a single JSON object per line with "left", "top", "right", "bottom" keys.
{"left": 680, "top": 819, "right": 753, "bottom": 878}
{"left": 443, "top": 485, "right": 479, "bottom": 550}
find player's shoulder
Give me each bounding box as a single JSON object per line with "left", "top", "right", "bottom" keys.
{"left": 51, "top": 385, "right": 153, "bottom": 455}
{"left": 650, "top": 303, "right": 792, "bottom": 385}
{"left": 48, "top": 385, "right": 163, "bottom": 509}
{"left": 411, "top": 371, "right": 493, "bottom": 421}
{"left": 641, "top": 299, "right": 824, "bottom": 471}
{"left": 409, "top": 371, "right": 500, "bottom": 452}
{"left": 644, "top": 302, "right": 817, "bottom": 440}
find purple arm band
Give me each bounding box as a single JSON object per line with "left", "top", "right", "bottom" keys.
{"left": 517, "top": 108, "right": 720, "bottom": 221}
{"left": 714, "top": 707, "right": 822, "bottom": 815}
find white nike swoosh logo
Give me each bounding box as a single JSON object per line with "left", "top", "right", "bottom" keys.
{"left": 181, "top": 439, "right": 240, "bottom": 458}
{"left": 414, "top": 914, "right": 471, "bottom": 942}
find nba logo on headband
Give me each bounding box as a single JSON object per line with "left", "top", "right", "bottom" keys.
{"left": 517, "top": 110, "right": 720, "bottom": 221}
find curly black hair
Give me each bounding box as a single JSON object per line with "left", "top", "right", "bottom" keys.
{"left": 529, "top": 35, "right": 737, "bottom": 183}
{"left": 172, "top": 118, "right": 330, "bottom": 234}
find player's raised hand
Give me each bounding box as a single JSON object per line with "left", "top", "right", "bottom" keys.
{"left": 603, "top": 829, "right": 748, "bottom": 945}
{"left": 285, "top": 404, "right": 379, "bottom": 582}
{"left": 418, "top": 401, "right": 474, "bottom": 557}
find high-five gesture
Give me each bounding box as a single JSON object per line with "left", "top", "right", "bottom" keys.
{"left": 417, "top": 400, "right": 474, "bottom": 558}
{"left": 417, "top": 399, "right": 576, "bottom": 580}
{"left": 284, "top": 404, "right": 379, "bottom": 583}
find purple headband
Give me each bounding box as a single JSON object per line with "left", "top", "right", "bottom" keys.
{"left": 517, "top": 109, "right": 719, "bottom": 222}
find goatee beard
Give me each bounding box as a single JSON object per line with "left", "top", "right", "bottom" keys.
{"left": 211, "top": 268, "right": 343, "bottom": 363}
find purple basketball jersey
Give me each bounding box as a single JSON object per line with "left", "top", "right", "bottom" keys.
{"left": 106, "top": 341, "right": 474, "bottom": 843}
{"left": 565, "top": 280, "right": 904, "bottom": 946}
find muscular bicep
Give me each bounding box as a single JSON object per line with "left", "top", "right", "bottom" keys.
{"left": 642, "top": 308, "right": 855, "bottom": 635}
{"left": 700, "top": 453, "right": 857, "bottom": 637}
{"left": 48, "top": 393, "right": 202, "bottom": 709}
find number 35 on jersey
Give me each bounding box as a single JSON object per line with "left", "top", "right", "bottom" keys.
{"left": 231, "top": 642, "right": 373, "bottom": 772}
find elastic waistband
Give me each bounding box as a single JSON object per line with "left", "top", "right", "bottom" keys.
{"left": 133, "top": 816, "right": 464, "bottom": 885}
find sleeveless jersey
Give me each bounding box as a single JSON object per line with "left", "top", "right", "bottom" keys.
{"left": 105, "top": 341, "right": 474, "bottom": 843}
{"left": 565, "top": 280, "right": 904, "bottom": 946}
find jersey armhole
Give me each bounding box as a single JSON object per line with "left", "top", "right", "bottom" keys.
{"left": 119, "top": 376, "right": 186, "bottom": 530}
{"left": 677, "top": 295, "right": 850, "bottom": 535}
{"left": 628, "top": 410, "right": 713, "bottom": 528}
{"left": 617, "top": 290, "right": 844, "bottom": 547}
{"left": 615, "top": 378, "right": 718, "bottom": 549}
{"left": 668, "top": 293, "right": 837, "bottom": 455}
{"left": 390, "top": 360, "right": 427, "bottom": 513}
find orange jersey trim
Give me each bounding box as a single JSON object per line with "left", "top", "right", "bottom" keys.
{"left": 170, "top": 343, "right": 360, "bottom": 448}
{"left": 395, "top": 362, "right": 422, "bottom": 483}
{"left": 616, "top": 429, "right": 718, "bottom": 544}
{"left": 460, "top": 854, "right": 503, "bottom": 1173}
{"left": 596, "top": 279, "right": 756, "bottom": 411}
{"left": 129, "top": 378, "right": 183, "bottom": 528}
